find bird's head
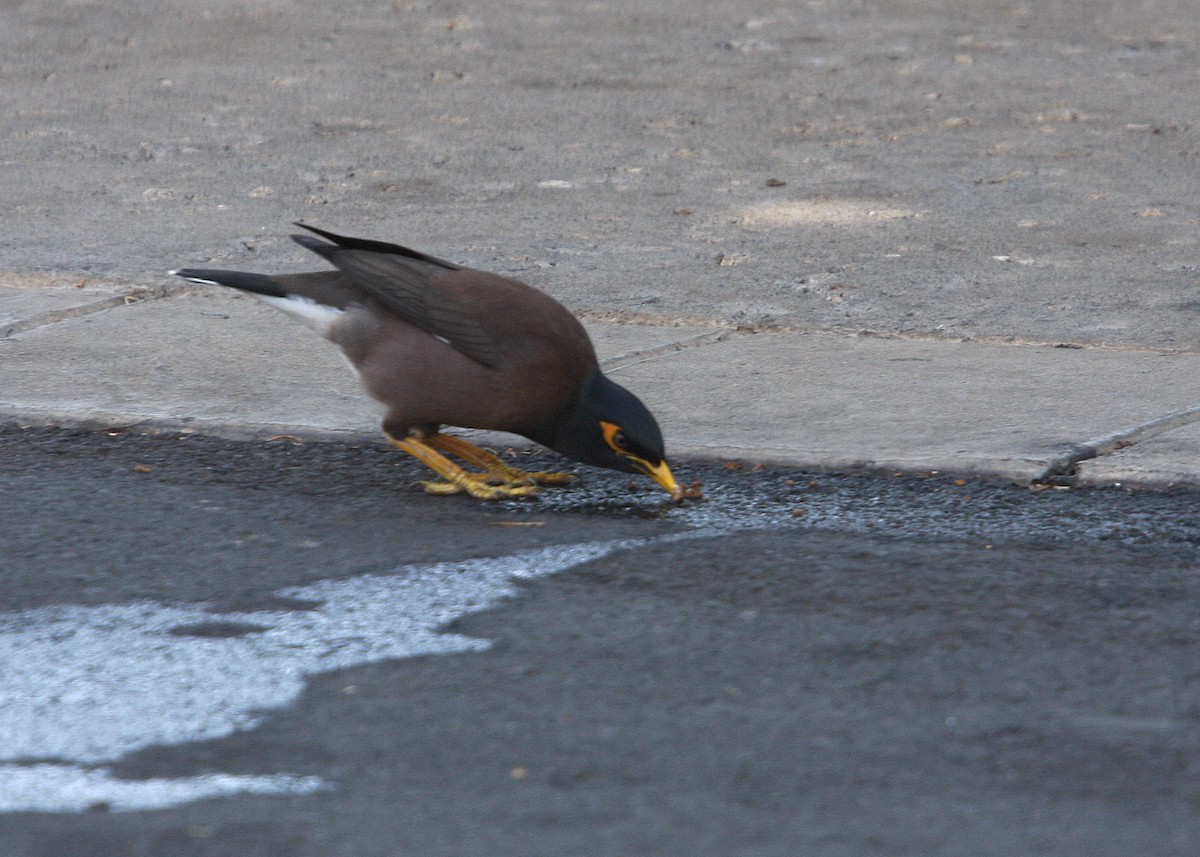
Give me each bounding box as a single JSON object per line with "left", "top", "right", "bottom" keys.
{"left": 546, "top": 369, "right": 680, "bottom": 498}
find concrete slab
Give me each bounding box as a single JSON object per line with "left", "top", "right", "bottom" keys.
{"left": 5, "top": 287, "right": 1200, "bottom": 487}
{"left": 2, "top": 0, "right": 1199, "bottom": 488}
{"left": 608, "top": 333, "right": 1200, "bottom": 482}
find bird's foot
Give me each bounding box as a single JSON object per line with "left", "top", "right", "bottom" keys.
{"left": 425, "top": 433, "right": 575, "bottom": 489}
{"left": 518, "top": 469, "right": 576, "bottom": 485}
{"left": 389, "top": 433, "right": 572, "bottom": 500}
{"left": 419, "top": 477, "right": 541, "bottom": 500}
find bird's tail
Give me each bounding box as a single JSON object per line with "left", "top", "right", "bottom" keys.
{"left": 169, "top": 268, "right": 286, "bottom": 298}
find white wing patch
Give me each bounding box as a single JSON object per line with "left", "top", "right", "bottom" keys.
{"left": 252, "top": 294, "right": 344, "bottom": 336}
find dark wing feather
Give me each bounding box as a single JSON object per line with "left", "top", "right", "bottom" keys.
{"left": 293, "top": 222, "right": 460, "bottom": 270}
{"left": 292, "top": 229, "right": 505, "bottom": 369}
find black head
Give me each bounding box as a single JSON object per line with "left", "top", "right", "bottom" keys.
{"left": 545, "top": 369, "right": 679, "bottom": 496}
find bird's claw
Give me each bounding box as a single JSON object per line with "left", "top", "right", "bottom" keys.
{"left": 419, "top": 478, "right": 541, "bottom": 500}
{"left": 521, "top": 470, "right": 576, "bottom": 485}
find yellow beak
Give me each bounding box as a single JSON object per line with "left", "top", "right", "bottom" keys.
{"left": 636, "top": 457, "right": 681, "bottom": 498}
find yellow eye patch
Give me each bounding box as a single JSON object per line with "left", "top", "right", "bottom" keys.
{"left": 600, "top": 421, "right": 627, "bottom": 453}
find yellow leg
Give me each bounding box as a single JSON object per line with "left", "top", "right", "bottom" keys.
{"left": 387, "top": 434, "right": 541, "bottom": 499}
{"left": 426, "top": 433, "right": 576, "bottom": 486}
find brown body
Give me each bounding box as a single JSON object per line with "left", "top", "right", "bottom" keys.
{"left": 315, "top": 269, "right": 596, "bottom": 441}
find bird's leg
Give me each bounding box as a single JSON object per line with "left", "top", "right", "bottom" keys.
{"left": 386, "top": 435, "right": 539, "bottom": 500}
{"left": 425, "top": 433, "right": 576, "bottom": 486}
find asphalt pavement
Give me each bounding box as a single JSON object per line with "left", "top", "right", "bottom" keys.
{"left": 3, "top": 427, "right": 1200, "bottom": 856}
{"left": 3, "top": 0, "right": 1200, "bottom": 853}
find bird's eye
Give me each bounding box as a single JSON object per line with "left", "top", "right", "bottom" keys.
{"left": 600, "top": 421, "right": 632, "bottom": 454}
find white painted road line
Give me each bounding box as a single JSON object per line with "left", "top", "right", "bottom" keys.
{"left": 0, "top": 539, "right": 638, "bottom": 813}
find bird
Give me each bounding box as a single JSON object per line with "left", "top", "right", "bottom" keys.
{"left": 171, "top": 223, "right": 683, "bottom": 500}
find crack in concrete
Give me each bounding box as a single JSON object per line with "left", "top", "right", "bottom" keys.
{"left": 599, "top": 328, "right": 738, "bottom": 371}
{"left": 0, "top": 289, "right": 163, "bottom": 339}
{"left": 1038, "top": 404, "right": 1200, "bottom": 484}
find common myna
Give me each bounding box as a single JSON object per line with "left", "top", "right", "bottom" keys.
{"left": 172, "top": 224, "right": 683, "bottom": 500}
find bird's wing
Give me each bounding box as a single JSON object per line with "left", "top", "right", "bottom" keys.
{"left": 293, "top": 230, "right": 506, "bottom": 369}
